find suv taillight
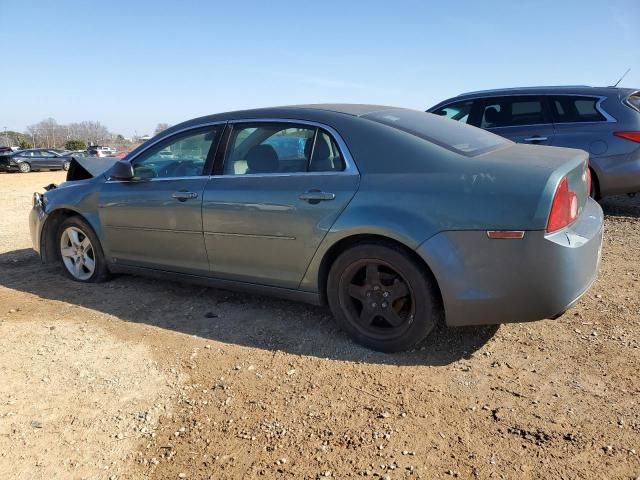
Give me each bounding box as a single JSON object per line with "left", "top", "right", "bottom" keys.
{"left": 547, "top": 176, "right": 578, "bottom": 233}
{"left": 614, "top": 131, "right": 640, "bottom": 143}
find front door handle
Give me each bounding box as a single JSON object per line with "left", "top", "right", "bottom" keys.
{"left": 299, "top": 190, "right": 336, "bottom": 204}
{"left": 523, "top": 136, "right": 548, "bottom": 143}
{"left": 172, "top": 191, "right": 198, "bottom": 202}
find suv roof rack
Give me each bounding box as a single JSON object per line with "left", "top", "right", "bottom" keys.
{"left": 457, "top": 85, "right": 591, "bottom": 96}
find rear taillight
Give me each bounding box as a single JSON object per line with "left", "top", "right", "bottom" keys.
{"left": 547, "top": 176, "right": 578, "bottom": 233}
{"left": 614, "top": 131, "right": 640, "bottom": 143}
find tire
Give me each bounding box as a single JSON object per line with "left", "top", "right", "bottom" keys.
{"left": 62, "top": 160, "right": 70, "bottom": 171}
{"left": 18, "top": 162, "right": 31, "bottom": 173}
{"left": 589, "top": 168, "right": 600, "bottom": 200}
{"left": 57, "top": 216, "right": 110, "bottom": 283}
{"left": 327, "top": 242, "right": 441, "bottom": 352}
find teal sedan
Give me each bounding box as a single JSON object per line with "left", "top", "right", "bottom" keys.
{"left": 29, "top": 105, "right": 603, "bottom": 352}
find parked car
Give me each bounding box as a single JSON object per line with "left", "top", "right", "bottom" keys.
{"left": 428, "top": 86, "right": 640, "bottom": 198}
{"left": 67, "top": 150, "right": 88, "bottom": 158}
{"left": 88, "top": 146, "right": 116, "bottom": 157}
{"left": 29, "top": 105, "right": 603, "bottom": 352}
{"left": 0, "top": 148, "right": 73, "bottom": 173}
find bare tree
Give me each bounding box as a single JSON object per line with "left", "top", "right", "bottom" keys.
{"left": 26, "top": 118, "right": 66, "bottom": 148}
{"left": 154, "top": 123, "right": 171, "bottom": 135}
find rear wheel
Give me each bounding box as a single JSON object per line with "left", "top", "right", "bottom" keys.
{"left": 57, "top": 216, "right": 110, "bottom": 282}
{"left": 589, "top": 168, "right": 600, "bottom": 200}
{"left": 18, "top": 162, "right": 31, "bottom": 173}
{"left": 327, "top": 243, "right": 441, "bottom": 352}
{"left": 62, "top": 160, "right": 71, "bottom": 171}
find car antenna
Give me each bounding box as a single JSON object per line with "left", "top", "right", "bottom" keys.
{"left": 610, "top": 67, "right": 631, "bottom": 87}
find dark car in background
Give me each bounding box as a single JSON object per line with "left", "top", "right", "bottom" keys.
{"left": 0, "top": 148, "right": 73, "bottom": 173}
{"left": 29, "top": 104, "right": 603, "bottom": 352}
{"left": 428, "top": 86, "right": 640, "bottom": 198}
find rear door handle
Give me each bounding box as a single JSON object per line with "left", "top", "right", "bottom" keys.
{"left": 299, "top": 190, "right": 336, "bottom": 204}
{"left": 172, "top": 191, "right": 198, "bottom": 202}
{"left": 523, "top": 136, "right": 548, "bottom": 143}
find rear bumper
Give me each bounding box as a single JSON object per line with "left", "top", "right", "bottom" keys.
{"left": 417, "top": 198, "right": 604, "bottom": 327}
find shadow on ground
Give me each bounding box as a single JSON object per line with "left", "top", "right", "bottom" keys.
{"left": 0, "top": 248, "right": 498, "bottom": 367}
{"left": 600, "top": 194, "right": 640, "bottom": 218}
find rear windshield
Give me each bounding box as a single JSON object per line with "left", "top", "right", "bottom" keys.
{"left": 363, "top": 109, "right": 510, "bottom": 157}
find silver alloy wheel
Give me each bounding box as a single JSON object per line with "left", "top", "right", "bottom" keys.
{"left": 19, "top": 162, "right": 31, "bottom": 173}
{"left": 62, "top": 160, "right": 70, "bottom": 171}
{"left": 60, "top": 226, "right": 96, "bottom": 280}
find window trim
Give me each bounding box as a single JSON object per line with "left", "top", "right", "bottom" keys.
{"left": 214, "top": 118, "right": 358, "bottom": 178}
{"left": 113, "top": 122, "right": 227, "bottom": 182}
{"left": 549, "top": 94, "right": 616, "bottom": 124}
{"left": 444, "top": 93, "right": 617, "bottom": 129}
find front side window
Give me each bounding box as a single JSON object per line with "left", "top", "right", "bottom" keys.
{"left": 431, "top": 100, "right": 473, "bottom": 124}
{"left": 480, "top": 96, "right": 547, "bottom": 128}
{"left": 224, "top": 123, "right": 345, "bottom": 175}
{"left": 550, "top": 96, "right": 607, "bottom": 123}
{"left": 132, "top": 127, "right": 221, "bottom": 178}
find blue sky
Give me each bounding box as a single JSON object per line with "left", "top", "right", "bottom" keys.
{"left": 2, "top": 0, "right": 639, "bottom": 136}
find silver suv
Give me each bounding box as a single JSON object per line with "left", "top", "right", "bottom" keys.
{"left": 428, "top": 86, "right": 640, "bottom": 198}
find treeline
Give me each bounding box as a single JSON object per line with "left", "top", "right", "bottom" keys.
{"left": 24, "top": 118, "right": 117, "bottom": 149}
{"left": 1, "top": 119, "right": 171, "bottom": 150}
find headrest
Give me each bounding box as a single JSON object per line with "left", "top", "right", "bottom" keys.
{"left": 484, "top": 107, "right": 501, "bottom": 124}
{"left": 246, "top": 144, "right": 279, "bottom": 173}
{"left": 305, "top": 136, "right": 333, "bottom": 171}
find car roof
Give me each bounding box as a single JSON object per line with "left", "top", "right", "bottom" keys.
{"left": 159, "top": 104, "right": 413, "bottom": 139}
{"left": 176, "top": 104, "right": 403, "bottom": 126}
{"left": 453, "top": 85, "right": 638, "bottom": 100}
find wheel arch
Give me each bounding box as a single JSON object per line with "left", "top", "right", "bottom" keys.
{"left": 316, "top": 233, "right": 444, "bottom": 311}
{"left": 589, "top": 166, "right": 601, "bottom": 200}
{"left": 41, "top": 208, "right": 89, "bottom": 263}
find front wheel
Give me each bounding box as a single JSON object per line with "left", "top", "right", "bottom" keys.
{"left": 57, "top": 216, "right": 110, "bottom": 282}
{"left": 327, "top": 243, "right": 442, "bottom": 352}
{"left": 18, "top": 162, "right": 31, "bottom": 173}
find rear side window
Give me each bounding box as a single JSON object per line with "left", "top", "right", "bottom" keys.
{"left": 625, "top": 93, "right": 640, "bottom": 112}
{"left": 550, "top": 96, "right": 606, "bottom": 123}
{"left": 480, "top": 96, "right": 547, "bottom": 128}
{"left": 430, "top": 100, "right": 473, "bottom": 124}
{"left": 224, "top": 124, "right": 345, "bottom": 175}
{"left": 364, "top": 109, "right": 510, "bottom": 157}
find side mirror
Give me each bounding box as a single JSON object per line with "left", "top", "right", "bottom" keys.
{"left": 110, "top": 160, "right": 135, "bottom": 181}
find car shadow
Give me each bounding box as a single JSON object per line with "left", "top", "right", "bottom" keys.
{"left": 0, "top": 248, "right": 497, "bottom": 367}
{"left": 600, "top": 194, "right": 640, "bottom": 218}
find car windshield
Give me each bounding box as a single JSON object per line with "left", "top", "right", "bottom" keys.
{"left": 363, "top": 108, "right": 511, "bottom": 157}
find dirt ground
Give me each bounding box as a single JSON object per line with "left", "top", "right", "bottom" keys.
{"left": 0, "top": 170, "right": 638, "bottom": 480}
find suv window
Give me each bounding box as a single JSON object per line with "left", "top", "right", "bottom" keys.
{"left": 550, "top": 96, "right": 606, "bottom": 123}
{"left": 627, "top": 93, "right": 640, "bottom": 112}
{"left": 431, "top": 100, "right": 473, "bottom": 124}
{"left": 224, "top": 123, "right": 345, "bottom": 175}
{"left": 480, "top": 96, "right": 547, "bottom": 128}
{"left": 132, "top": 127, "right": 221, "bottom": 178}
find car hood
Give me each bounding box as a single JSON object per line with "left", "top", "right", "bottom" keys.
{"left": 67, "top": 156, "right": 120, "bottom": 180}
